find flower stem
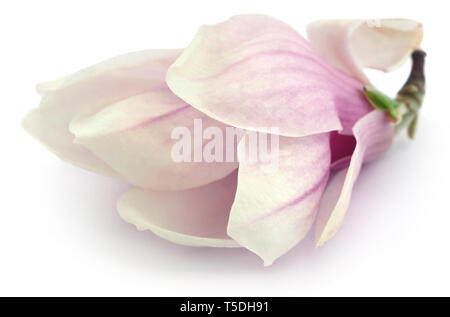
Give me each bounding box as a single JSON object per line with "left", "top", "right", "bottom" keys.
{"left": 395, "top": 50, "right": 426, "bottom": 138}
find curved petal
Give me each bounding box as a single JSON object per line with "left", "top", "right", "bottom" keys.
{"left": 70, "top": 90, "right": 239, "bottom": 190}
{"left": 227, "top": 133, "right": 330, "bottom": 266}
{"left": 117, "top": 171, "right": 240, "bottom": 248}
{"left": 167, "top": 15, "right": 345, "bottom": 137}
{"left": 315, "top": 110, "right": 395, "bottom": 246}
{"left": 307, "top": 19, "right": 423, "bottom": 84}
{"left": 23, "top": 49, "right": 182, "bottom": 177}
{"left": 22, "top": 108, "right": 118, "bottom": 176}
{"left": 38, "top": 49, "right": 182, "bottom": 104}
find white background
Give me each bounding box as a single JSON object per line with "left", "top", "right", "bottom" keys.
{"left": 1, "top": 0, "right": 449, "bottom": 296}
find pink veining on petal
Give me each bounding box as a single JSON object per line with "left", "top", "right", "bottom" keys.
{"left": 228, "top": 133, "right": 331, "bottom": 265}
{"left": 243, "top": 170, "right": 330, "bottom": 227}
{"left": 116, "top": 104, "right": 191, "bottom": 135}
{"left": 167, "top": 15, "right": 344, "bottom": 137}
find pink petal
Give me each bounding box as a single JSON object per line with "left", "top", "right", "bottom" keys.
{"left": 227, "top": 133, "right": 330, "bottom": 265}
{"left": 117, "top": 171, "right": 240, "bottom": 248}
{"left": 315, "top": 110, "right": 395, "bottom": 246}
{"left": 70, "top": 90, "right": 238, "bottom": 190}
{"left": 329, "top": 131, "right": 356, "bottom": 170}
{"left": 307, "top": 19, "right": 423, "bottom": 84}
{"left": 167, "top": 15, "right": 346, "bottom": 137}
{"left": 307, "top": 18, "right": 423, "bottom": 164}
{"left": 23, "top": 49, "right": 182, "bottom": 177}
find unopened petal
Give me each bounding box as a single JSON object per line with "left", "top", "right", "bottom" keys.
{"left": 71, "top": 90, "right": 238, "bottom": 190}
{"left": 22, "top": 108, "right": 118, "bottom": 177}
{"left": 23, "top": 49, "right": 183, "bottom": 177}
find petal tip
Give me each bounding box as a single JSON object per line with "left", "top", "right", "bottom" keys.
{"left": 315, "top": 233, "right": 330, "bottom": 248}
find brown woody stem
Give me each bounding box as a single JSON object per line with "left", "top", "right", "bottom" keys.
{"left": 395, "top": 50, "right": 426, "bottom": 138}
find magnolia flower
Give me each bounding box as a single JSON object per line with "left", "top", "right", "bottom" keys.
{"left": 23, "top": 15, "right": 424, "bottom": 265}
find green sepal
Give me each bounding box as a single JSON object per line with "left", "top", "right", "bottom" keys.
{"left": 364, "top": 86, "right": 402, "bottom": 120}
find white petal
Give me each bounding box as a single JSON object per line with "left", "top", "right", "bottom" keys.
{"left": 117, "top": 171, "right": 240, "bottom": 248}
{"left": 70, "top": 90, "right": 238, "bottom": 190}
{"left": 23, "top": 49, "right": 183, "bottom": 177}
